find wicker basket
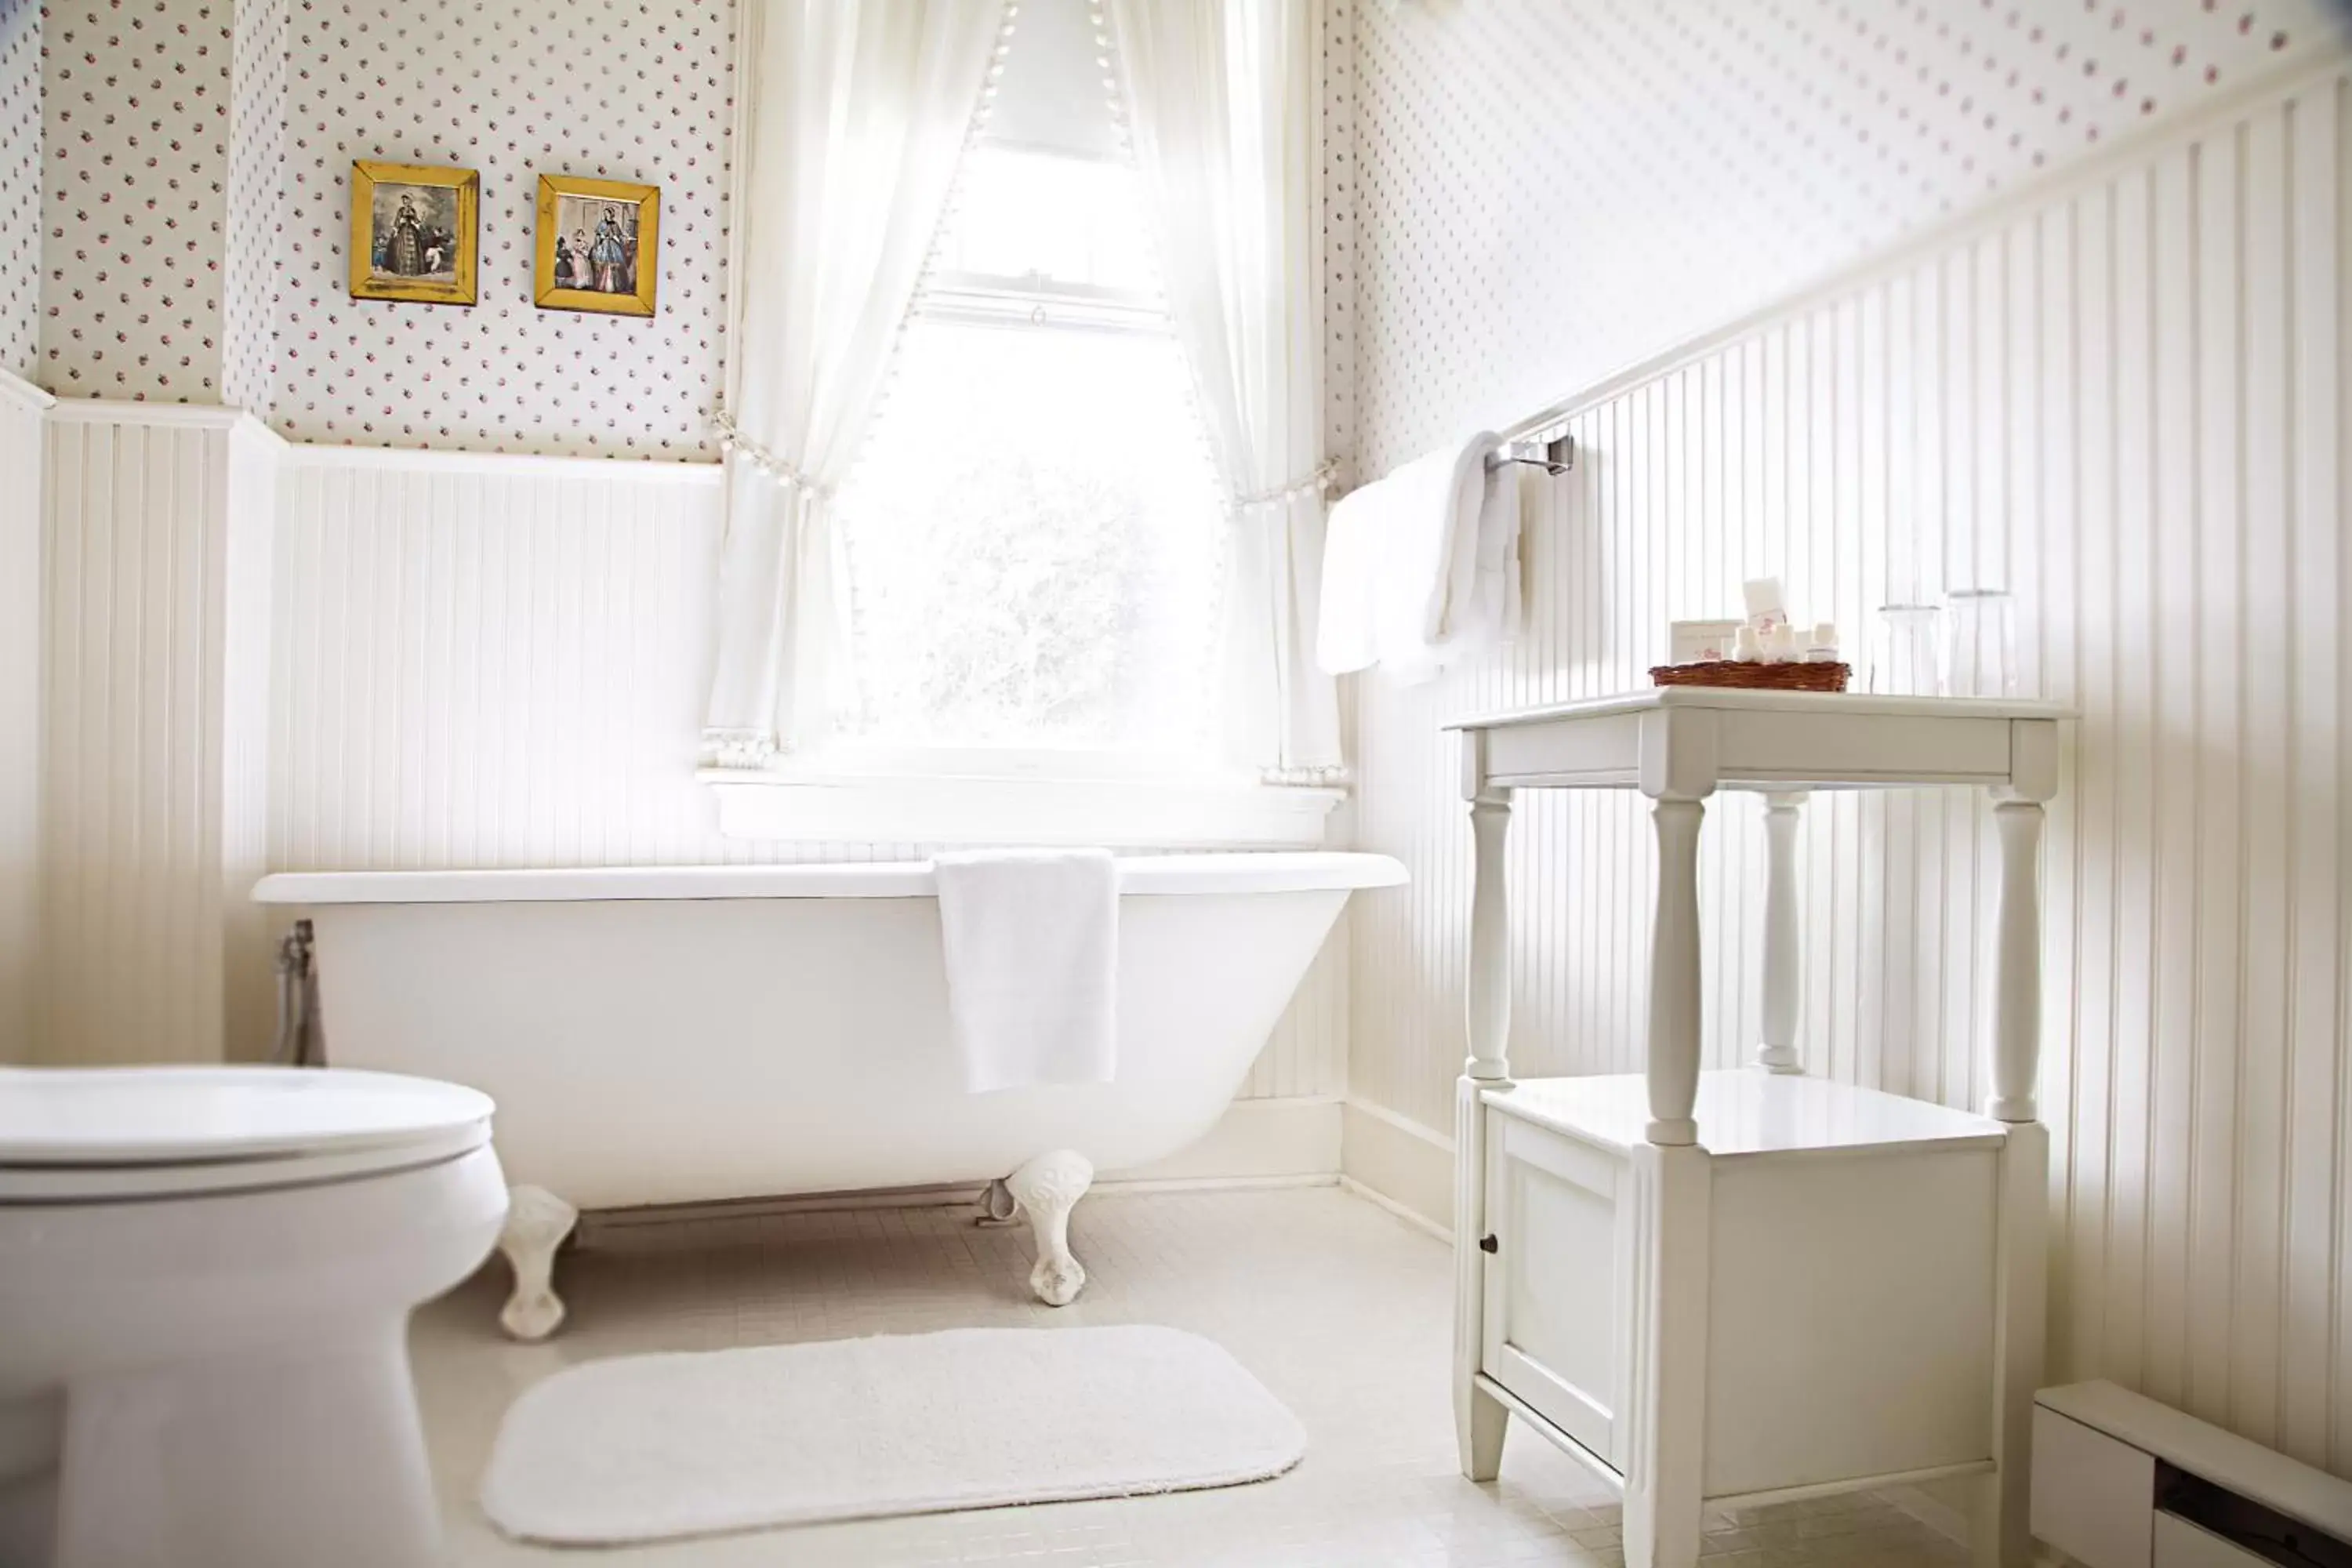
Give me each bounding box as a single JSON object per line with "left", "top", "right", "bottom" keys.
{"left": 1650, "top": 659, "right": 1851, "bottom": 693}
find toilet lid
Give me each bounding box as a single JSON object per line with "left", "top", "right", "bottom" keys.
{"left": 0, "top": 1066, "right": 494, "bottom": 1201}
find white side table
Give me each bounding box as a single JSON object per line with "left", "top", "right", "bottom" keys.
{"left": 1447, "top": 688, "right": 2071, "bottom": 1568}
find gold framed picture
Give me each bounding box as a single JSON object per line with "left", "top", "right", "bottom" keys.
{"left": 347, "top": 160, "right": 479, "bottom": 305}
{"left": 534, "top": 174, "right": 659, "bottom": 318}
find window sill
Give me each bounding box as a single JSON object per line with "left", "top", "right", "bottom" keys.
{"left": 699, "top": 767, "right": 1346, "bottom": 848}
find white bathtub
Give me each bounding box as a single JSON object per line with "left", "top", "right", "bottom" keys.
{"left": 253, "top": 851, "right": 1403, "bottom": 1334}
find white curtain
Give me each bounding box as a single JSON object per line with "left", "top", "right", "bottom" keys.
{"left": 1110, "top": 0, "right": 1343, "bottom": 785}
{"left": 702, "top": 0, "right": 1006, "bottom": 767}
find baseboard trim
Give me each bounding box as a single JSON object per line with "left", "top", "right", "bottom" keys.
{"left": 1339, "top": 1174, "right": 1451, "bottom": 1243}
{"left": 1344, "top": 1094, "right": 1456, "bottom": 1152}
{"left": 1340, "top": 1098, "right": 1455, "bottom": 1235}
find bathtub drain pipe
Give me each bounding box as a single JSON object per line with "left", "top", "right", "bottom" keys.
{"left": 271, "top": 920, "right": 321, "bottom": 1067}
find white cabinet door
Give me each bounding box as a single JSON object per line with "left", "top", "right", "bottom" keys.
{"left": 1482, "top": 1111, "right": 1634, "bottom": 1469}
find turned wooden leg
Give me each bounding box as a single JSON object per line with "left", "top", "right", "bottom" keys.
{"left": 497, "top": 1185, "right": 577, "bottom": 1342}
{"left": 1987, "top": 800, "right": 2045, "bottom": 1123}
{"left": 1646, "top": 797, "right": 1706, "bottom": 1145}
{"left": 1457, "top": 766, "right": 1517, "bottom": 1483}
{"left": 1007, "top": 1150, "right": 1094, "bottom": 1307}
{"left": 1756, "top": 792, "right": 1806, "bottom": 1073}
{"left": 1465, "top": 787, "right": 1514, "bottom": 1083}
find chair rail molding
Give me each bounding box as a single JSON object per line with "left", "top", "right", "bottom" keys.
{"left": 277, "top": 440, "right": 724, "bottom": 485}
{"left": 0, "top": 368, "right": 53, "bottom": 412}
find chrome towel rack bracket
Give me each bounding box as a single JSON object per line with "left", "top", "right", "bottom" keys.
{"left": 1496, "top": 433, "right": 1575, "bottom": 476}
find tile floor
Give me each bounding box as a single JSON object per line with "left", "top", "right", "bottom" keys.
{"left": 415, "top": 1185, "right": 1972, "bottom": 1566}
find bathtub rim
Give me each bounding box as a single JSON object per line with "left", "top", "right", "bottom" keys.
{"left": 252, "top": 851, "right": 1407, "bottom": 906}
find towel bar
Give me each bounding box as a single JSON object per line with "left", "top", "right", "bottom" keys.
{"left": 1494, "top": 434, "right": 1574, "bottom": 475}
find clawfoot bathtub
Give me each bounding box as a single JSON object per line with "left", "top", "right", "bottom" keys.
{"left": 255, "top": 852, "right": 1403, "bottom": 1337}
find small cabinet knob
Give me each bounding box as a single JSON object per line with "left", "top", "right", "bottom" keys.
{"left": 1478, "top": 1233, "right": 1499, "bottom": 1254}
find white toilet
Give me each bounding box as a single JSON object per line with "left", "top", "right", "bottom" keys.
{"left": 0, "top": 1065, "right": 507, "bottom": 1568}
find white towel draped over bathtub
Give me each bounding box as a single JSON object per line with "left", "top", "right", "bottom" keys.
{"left": 1315, "top": 430, "right": 1521, "bottom": 685}
{"left": 932, "top": 849, "right": 1119, "bottom": 1094}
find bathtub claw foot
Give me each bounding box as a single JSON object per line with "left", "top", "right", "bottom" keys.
{"left": 1006, "top": 1150, "right": 1094, "bottom": 1307}
{"left": 498, "top": 1185, "right": 578, "bottom": 1341}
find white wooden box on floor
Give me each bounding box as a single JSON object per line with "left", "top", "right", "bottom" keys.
{"left": 1483, "top": 1073, "right": 2005, "bottom": 1498}
{"left": 1448, "top": 690, "right": 2070, "bottom": 1568}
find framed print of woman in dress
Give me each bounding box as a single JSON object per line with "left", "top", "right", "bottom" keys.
{"left": 348, "top": 161, "right": 480, "bottom": 305}
{"left": 533, "top": 173, "right": 659, "bottom": 318}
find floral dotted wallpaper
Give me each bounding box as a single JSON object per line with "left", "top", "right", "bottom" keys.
{"left": 260, "top": 0, "right": 734, "bottom": 457}
{"left": 40, "top": 0, "right": 230, "bottom": 401}
{"left": 1, "top": 0, "right": 38, "bottom": 378}
{"left": 1319, "top": 0, "right": 1356, "bottom": 490}
{"left": 1348, "top": 0, "right": 2348, "bottom": 471}
{"left": 221, "top": 0, "right": 285, "bottom": 412}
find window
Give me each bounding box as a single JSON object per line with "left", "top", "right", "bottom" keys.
{"left": 828, "top": 142, "right": 1229, "bottom": 768}
{"left": 702, "top": 0, "right": 1345, "bottom": 847}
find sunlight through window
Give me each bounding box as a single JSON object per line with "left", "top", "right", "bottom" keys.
{"left": 833, "top": 145, "right": 1226, "bottom": 759}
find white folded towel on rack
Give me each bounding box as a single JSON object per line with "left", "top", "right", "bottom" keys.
{"left": 1315, "top": 430, "right": 1522, "bottom": 685}
{"left": 932, "top": 848, "right": 1118, "bottom": 1094}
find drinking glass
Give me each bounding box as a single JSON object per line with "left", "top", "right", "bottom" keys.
{"left": 1944, "top": 588, "right": 2019, "bottom": 699}
{"left": 1871, "top": 603, "right": 1944, "bottom": 696}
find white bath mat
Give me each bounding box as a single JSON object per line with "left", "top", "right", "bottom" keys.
{"left": 479, "top": 1324, "right": 1306, "bottom": 1545}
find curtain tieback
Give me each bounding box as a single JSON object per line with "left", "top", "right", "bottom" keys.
{"left": 1233, "top": 460, "right": 1335, "bottom": 513}
{"left": 713, "top": 410, "right": 826, "bottom": 496}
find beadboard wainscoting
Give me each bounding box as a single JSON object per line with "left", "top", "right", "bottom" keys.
{"left": 1345, "top": 60, "right": 2352, "bottom": 1479}
{"left": 265, "top": 445, "right": 1349, "bottom": 1136}
{"left": 36, "top": 404, "right": 279, "bottom": 1065}
{"left": 0, "top": 372, "right": 46, "bottom": 1062}
{"left": 268, "top": 450, "right": 745, "bottom": 872}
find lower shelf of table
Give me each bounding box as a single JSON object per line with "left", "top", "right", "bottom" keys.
{"left": 1484, "top": 1068, "right": 2012, "bottom": 1159}
{"left": 1475, "top": 1079, "right": 2018, "bottom": 1499}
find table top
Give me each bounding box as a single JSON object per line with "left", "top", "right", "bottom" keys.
{"left": 1484, "top": 1069, "right": 2011, "bottom": 1157}
{"left": 1449, "top": 687, "right": 2074, "bottom": 732}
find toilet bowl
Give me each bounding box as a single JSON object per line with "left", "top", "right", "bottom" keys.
{"left": 0, "top": 1066, "right": 507, "bottom": 1568}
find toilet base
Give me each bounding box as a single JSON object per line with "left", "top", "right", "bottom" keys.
{"left": 50, "top": 1317, "right": 441, "bottom": 1568}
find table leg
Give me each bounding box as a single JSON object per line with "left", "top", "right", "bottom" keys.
{"left": 1466, "top": 788, "right": 1514, "bottom": 1083}
{"left": 1457, "top": 785, "right": 1515, "bottom": 1480}
{"left": 1624, "top": 1142, "right": 1711, "bottom": 1568}
{"left": 1646, "top": 797, "right": 1705, "bottom": 1145}
{"left": 1977, "top": 1121, "right": 2049, "bottom": 1566}
{"left": 1757, "top": 792, "right": 1806, "bottom": 1073}
{"left": 1987, "top": 800, "right": 2044, "bottom": 1123}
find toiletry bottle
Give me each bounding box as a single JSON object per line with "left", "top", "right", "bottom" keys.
{"left": 1804, "top": 622, "right": 1839, "bottom": 663}
{"left": 1742, "top": 577, "right": 1788, "bottom": 634}
{"left": 1733, "top": 625, "right": 1762, "bottom": 662}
